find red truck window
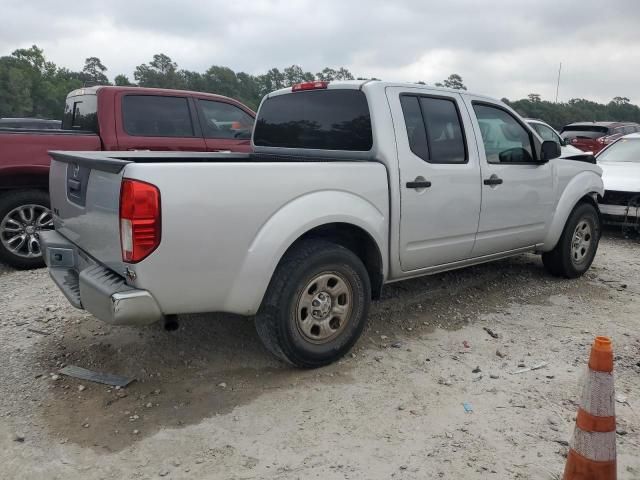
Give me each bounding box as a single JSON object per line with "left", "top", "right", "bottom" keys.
{"left": 198, "top": 100, "right": 254, "bottom": 140}
{"left": 123, "top": 95, "right": 195, "bottom": 137}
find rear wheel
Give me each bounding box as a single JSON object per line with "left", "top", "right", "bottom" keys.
{"left": 0, "top": 190, "right": 52, "bottom": 269}
{"left": 542, "top": 202, "right": 600, "bottom": 278}
{"left": 255, "top": 239, "right": 371, "bottom": 368}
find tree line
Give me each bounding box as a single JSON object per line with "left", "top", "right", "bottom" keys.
{"left": 1, "top": 45, "right": 639, "bottom": 130}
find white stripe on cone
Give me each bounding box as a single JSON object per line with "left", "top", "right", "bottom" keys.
{"left": 571, "top": 428, "right": 616, "bottom": 462}
{"left": 581, "top": 370, "right": 615, "bottom": 417}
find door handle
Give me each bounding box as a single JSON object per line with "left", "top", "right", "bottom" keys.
{"left": 483, "top": 175, "right": 503, "bottom": 186}
{"left": 406, "top": 180, "right": 432, "bottom": 189}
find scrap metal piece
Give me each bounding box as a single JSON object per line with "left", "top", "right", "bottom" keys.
{"left": 59, "top": 365, "right": 134, "bottom": 387}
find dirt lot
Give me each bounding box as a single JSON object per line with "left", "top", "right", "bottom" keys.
{"left": 0, "top": 232, "right": 639, "bottom": 480}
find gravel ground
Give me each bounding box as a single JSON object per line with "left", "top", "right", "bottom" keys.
{"left": 0, "top": 231, "right": 639, "bottom": 479}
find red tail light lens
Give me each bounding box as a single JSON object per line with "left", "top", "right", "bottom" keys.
{"left": 292, "top": 81, "right": 329, "bottom": 92}
{"left": 119, "top": 179, "right": 161, "bottom": 263}
{"left": 597, "top": 136, "right": 610, "bottom": 145}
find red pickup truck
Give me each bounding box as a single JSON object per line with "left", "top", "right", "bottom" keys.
{"left": 0, "top": 86, "right": 255, "bottom": 268}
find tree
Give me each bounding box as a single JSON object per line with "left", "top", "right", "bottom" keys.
{"left": 435, "top": 73, "right": 467, "bottom": 90}
{"left": 316, "top": 67, "right": 354, "bottom": 81}
{"left": 528, "top": 93, "right": 542, "bottom": 103}
{"left": 283, "top": 65, "right": 314, "bottom": 86}
{"left": 82, "top": 57, "right": 109, "bottom": 85}
{"left": 134, "top": 53, "right": 185, "bottom": 89}
{"left": 612, "top": 96, "right": 630, "bottom": 105}
{"left": 114, "top": 74, "right": 134, "bottom": 86}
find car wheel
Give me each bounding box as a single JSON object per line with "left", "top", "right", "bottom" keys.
{"left": 0, "top": 190, "right": 53, "bottom": 269}
{"left": 255, "top": 239, "right": 371, "bottom": 368}
{"left": 542, "top": 202, "right": 600, "bottom": 278}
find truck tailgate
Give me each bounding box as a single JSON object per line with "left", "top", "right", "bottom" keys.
{"left": 48, "top": 152, "right": 127, "bottom": 274}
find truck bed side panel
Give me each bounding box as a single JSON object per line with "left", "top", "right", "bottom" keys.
{"left": 0, "top": 131, "right": 100, "bottom": 188}
{"left": 123, "top": 161, "right": 389, "bottom": 315}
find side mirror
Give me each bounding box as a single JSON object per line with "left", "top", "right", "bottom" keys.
{"left": 541, "top": 140, "right": 561, "bottom": 161}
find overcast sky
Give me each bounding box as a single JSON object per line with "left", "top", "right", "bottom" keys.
{"left": 2, "top": 0, "right": 640, "bottom": 103}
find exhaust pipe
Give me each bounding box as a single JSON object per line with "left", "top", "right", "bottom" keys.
{"left": 163, "top": 314, "right": 179, "bottom": 331}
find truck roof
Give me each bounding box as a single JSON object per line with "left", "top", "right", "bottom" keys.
{"left": 265, "top": 80, "right": 497, "bottom": 102}
{"left": 66, "top": 85, "right": 250, "bottom": 106}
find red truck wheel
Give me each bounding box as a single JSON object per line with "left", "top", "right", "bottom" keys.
{"left": 0, "top": 190, "right": 53, "bottom": 269}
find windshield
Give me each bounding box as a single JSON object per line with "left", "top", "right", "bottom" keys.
{"left": 560, "top": 126, "right": 608, "bottom": 140}
{"left": 597, "top": 138, "right": 640, "bottom": 163}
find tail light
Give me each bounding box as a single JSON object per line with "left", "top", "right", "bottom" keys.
{"left": 597, "top": 136, "right": 611, "bottom": 145}
{"left": 292, "top": 81, "right": 329, "bottom": 92}
{"left": 119, "top": 179, "right": 161, "bottom": 263}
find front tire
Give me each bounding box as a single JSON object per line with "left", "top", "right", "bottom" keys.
{"left": 0, "top": 190, "right": 52, "bottom": 269}
{"left": 255, "top": 239, "right": 371, "bottom": 368}
{"left": 542, "top": 202, "right": 600, "bottom": 278}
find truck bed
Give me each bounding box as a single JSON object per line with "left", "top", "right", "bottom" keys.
{"left": 47, "top": 151, "right": 389, "bottom": 316}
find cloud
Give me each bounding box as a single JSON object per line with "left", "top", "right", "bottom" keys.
{"left": 1, "top": 0, "right": 640, "bottom": 102}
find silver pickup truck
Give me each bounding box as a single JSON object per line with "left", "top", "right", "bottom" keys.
{"left": 41, "top": 80, "right": 604, "bottom": 367}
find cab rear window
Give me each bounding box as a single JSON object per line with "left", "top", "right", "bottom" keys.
{"left": 62, "top": 94, "right": 98, "bottom": 133}
{"left": 253, "top": 90, "right": 372, "bottom": 151}
{"left": 560, "top": 125, "right": 608, "bottom": 140}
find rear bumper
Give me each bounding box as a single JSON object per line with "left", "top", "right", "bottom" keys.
{"left": 40, "top": 230, "right": 163, "bottom": 326}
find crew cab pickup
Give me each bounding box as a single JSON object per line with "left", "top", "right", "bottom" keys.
{"left": 0, "top": 86, "right": 255, "bottom": 268}
{"left": 41, "top": 80, "right": 604, "bottom": 367}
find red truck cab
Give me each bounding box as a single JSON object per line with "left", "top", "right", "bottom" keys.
{"left": 0, "top": 86, "right": 255, "bottom": 268}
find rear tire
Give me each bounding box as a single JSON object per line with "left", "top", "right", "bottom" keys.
{"left": 0, "top": 190, "right": 52, "bottom": 270}
{"left": 255, "top": 239, "right": 371, "bottom": 368}
{"left": 542, "top": 202, "right": 600, "bottom": 278}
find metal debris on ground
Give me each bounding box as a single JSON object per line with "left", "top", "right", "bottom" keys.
{"left": 511, "top": 362, "right": 548, "bottom": 374}
{"left": 59, "top": 365, "right": 134, "bottom": 388}
{"left": 483, "top": 327, "right": 499, "bottom": 339}
{"left": 26, "top": 328, "right": 50, "bottom": 336}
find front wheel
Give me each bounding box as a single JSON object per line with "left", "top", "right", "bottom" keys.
{"left": 255, "top": 239, "right": 371, "bottom": 368}
{"left": 542, "top": 202, "right": 600, "bottom": 278}
{"left": 0, "top": 190, "right": 53, "bottom": 269}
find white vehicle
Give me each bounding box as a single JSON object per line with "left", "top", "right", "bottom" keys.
{"left": 526, "top": 118, "right": 585, "bottom": 158}
{"left": 596, "top": 133, "right": 640, "bottom": 229}
{"left": 41, "top": 81, "right": 604, "bottom": 367}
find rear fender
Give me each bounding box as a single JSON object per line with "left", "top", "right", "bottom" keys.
{"left": 223, "top": 190, "right": 388, "bottom": 314}
{"left": 541, "top": 171, "right": 604, "bottom": 251}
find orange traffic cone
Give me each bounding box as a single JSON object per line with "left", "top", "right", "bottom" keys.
{"left": 563, "top": 336, "right": 616, "bottom": 480}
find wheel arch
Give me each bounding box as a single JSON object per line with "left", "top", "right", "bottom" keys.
{"left": 222, "top": 190, "right": 388, "bottom": 315}
{"left": 541, "top": 172, "right": 604, "bottom": 252}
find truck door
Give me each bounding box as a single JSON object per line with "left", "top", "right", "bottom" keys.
{"left": 466, "top": 99, "right": 554, "bottom": 256}
{"left": 195, "top": 98, "right": 254, "bottom": 153}
{"left": 386, "top": 87, "right": 482, "bottom": 271}
{"left": 114, "top": 93, "right": 207, "bottom": 151}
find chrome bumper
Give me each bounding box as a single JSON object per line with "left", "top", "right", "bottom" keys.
{"left": 40, "top": 230, "right": 163, "bottom": 326}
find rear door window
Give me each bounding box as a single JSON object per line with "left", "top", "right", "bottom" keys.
{"left": 399, "top": 95, "right": 467, "bottom": 163}
{"left": 122, "top": 95, "right": 195, "bottom": 137}
{"left": 253, "top": 89, "right": 372, "bottom": 151}
{"left": 198, "top": 100, "right": 254, "bottom": 139}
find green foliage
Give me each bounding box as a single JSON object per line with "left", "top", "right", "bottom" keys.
{"left": 504, "top": 94, "right": 640, "bottom": 130}
{"left": 435, "top": 73, "right": 467, "bottom": 90}
{"left": 3, "top": 47, "right": 640, "bottom": 130}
